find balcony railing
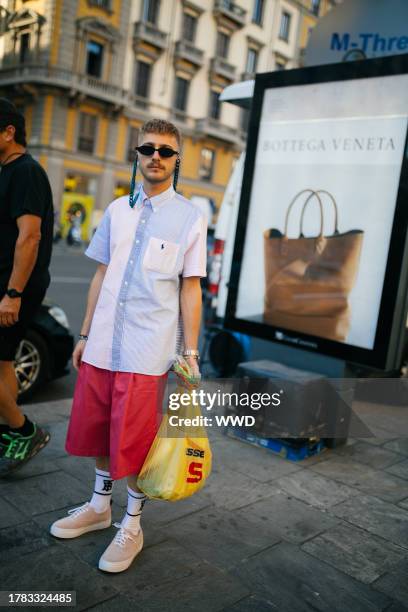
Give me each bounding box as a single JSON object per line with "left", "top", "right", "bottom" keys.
{"left": 133, "top": 21, "right": 167, "bottom": 51}
{"left": 0, "top": 64, "right": 127, "bottom": 105}
{"left": 195, "top": 117, "right": 243, "bottom": 145}
{"left": 174, "top": 40, "right": 204, "bottom": 67}
{"left": 213, "top": 0, "right": 246, "bottom": 28}
{"left": 210, "top": 57, "right": 236, "bottom": 81}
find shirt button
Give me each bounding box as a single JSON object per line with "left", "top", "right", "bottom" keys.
{"left": 141, "top": 220, "right": 146, "bottom": 223}
{"left": 120, "top": 302, "right": 124, "bottom": 306}
{"left": 136, "top": 240, "right": 140, "bottom": 244}
{"left": 130, "top": 259, "right": 134, "bottom": 264}
{"left": 124, "top": 281, "right": 128, "bottom": 286}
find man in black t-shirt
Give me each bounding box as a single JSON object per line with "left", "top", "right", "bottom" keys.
{"left": 0, "top": 99, "right": 52, "bottom": 477}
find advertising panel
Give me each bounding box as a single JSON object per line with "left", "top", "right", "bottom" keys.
{"left": 225, "top": 55, "right": 408, "bottom": 369}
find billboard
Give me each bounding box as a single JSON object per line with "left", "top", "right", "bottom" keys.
{"left": 225, "top": 55, "right": 408, "bottom": 369}
{"left": 305, "top": 0, "right": 408, "bottom": 66}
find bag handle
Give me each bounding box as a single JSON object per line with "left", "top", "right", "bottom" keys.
{"left": 284, "top": 189, "right": 324, "bottom": 237}
{"left": 299, "top": 189, "right": 339, "bottom": 237}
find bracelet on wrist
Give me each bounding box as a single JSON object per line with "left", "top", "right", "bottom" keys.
{"left": 78, "top": 334, "right": 88, "bottom": 341}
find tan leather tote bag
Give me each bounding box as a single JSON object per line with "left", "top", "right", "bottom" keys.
{"left": 263, "top": 189, "right": 364, "bottom": 342}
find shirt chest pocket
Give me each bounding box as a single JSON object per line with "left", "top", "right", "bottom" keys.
{"left": 143, "top": 236, "right": 181, "bottom": 275}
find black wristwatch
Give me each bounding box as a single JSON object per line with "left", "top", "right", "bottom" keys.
{"left": 6, "top": 288, "right": 23, "bottom": 298}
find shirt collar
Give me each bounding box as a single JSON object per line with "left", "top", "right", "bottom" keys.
{"left": 136, "top": 184, "right": 175, "bottom": 212}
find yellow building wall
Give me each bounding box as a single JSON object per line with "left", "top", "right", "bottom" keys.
{"left": 65, "top": 107, "right": 77, "bottom": 151}
{"left": 300, "top": 14, "right": 318, "bottom": 49}
{"left": 41, "top": 95, "right": 54, "bottom": 145}
{"left": 76, "top": 0, "right": 122, "bottom": 29}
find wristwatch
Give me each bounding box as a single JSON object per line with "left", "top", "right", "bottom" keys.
{"left": 6, "top": 288, "right": 23, "bottom": 298}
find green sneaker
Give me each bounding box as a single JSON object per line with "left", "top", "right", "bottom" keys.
{"left": 0, "top": 423, "right": 50, "bottom": 477}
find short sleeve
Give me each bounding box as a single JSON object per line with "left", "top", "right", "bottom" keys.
{"left": 9, "top": 163, "right": 50, "bottom": 220}
{"left": 85, "top": 207, "right": 111, "bottom": 265}
{"left": 182, "top": 214, "right": 207, "bottom": 278}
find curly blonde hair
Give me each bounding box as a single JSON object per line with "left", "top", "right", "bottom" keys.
{"left": 139, "top": 118, "right": 181, "bottom": 148}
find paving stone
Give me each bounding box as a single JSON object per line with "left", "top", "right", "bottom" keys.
{"left": 0, "top": 520, "right": 55, "bottom": 564}
{"left": 0, "top": 497, "right": 27, "bottom": 529}
{"left": 39, "top": 420, "right": 70, "bottom": 459}
{"left": 243, "top": 492, "right": 340, "bottom": 544}
{"left": 385, "top": 458, "right": 408, "bottom": 481}
{"left": 356, "top": 438, "right": 389, "bottom": 446}
{"left": 55, "top": 455, "right": 96, "bottom": 487}
{"left": 310, "top": 456, "right": 408, "bottom": 503}
{"left": 231, "top": 541, "right": 390, "bottom": 612}
{"left": 330, "top": 494, "right": 408, "bottom": 548}
{"left": 201, "top": 466, "right": 278, "bottom": 510}
{"left": 121, "top": 560, "right": 249, "bottom": 612}
{"left": 23, "top": 399, "right": 72, "bottom": 424}
{"left": 372, "top": 558, "right": 408, "bottom": 608}
{"left": 211, "top": 436, "right": 303, "bottom": 483}
{"left": 1, "top": 471, "right": 90, "bottom": 517}
{"left": 398, "top": 497, "right": 408, "bottom": 510}
{"left": 142, "top": 491, "right": 213, "bottom": 525}
{"left": 86, "top": 594, "right": 143, "bottom": 611}
{"left": 301, "top": 523, "right": 407, "bottom": 584}
{"left": 163, "top": 506, "right": 281, "bottom": 570}
{"left": 223, "top": 594, "right": 280, "bottom": 611}
{"left": 384, "top": 439, "right": 408, "bottom": 456}
{"left": 274, "top": 470, "right": 357, "bottom": 509}
{"left": 385, "top": 604, "right": 408, "bottom": 612}
{"left": 0, "top": 546, "right": 117, "bottom": 611}
{"left": 333, "top": 441, "right": 402, "bottom": 469}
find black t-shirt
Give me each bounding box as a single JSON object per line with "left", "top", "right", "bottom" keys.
{"left": 0, "top": 153, "right": 54, "bottom": 294}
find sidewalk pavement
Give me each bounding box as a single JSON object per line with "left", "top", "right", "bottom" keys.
{"left": 0, "top": 398, "right": 407, "bottom": 612}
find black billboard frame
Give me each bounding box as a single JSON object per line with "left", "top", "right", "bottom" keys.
{"left": 224, "top": 54, "right": 408, "bottom": 371}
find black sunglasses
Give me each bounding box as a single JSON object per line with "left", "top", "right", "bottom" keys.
{"left": 135, "top": 145, "right": 179, "bottom": 158}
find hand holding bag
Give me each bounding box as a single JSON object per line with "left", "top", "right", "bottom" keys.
{"left": 263, "top": 189, "right": 364, "bottom": 342}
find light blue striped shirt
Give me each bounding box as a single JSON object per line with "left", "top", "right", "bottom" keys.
{"left": 82, "top": 185, "right": 207, "bottom": 374}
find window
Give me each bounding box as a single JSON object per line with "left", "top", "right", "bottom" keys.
{"left": 275, "top": 58, "right": 286, "bottom": 70}
{"left": 209, "top": 90, "right": 221, "bottom": 120}
{"left": 127, "top": 126, "right": 139, "bottom": 162}
{"left": 311, "top": 0, "right": 320, "bottom": 16}
{"left": 19, "top": 32, "right": 30, "bottom": 64}
{"left": 252, "top": 0, "right": 264, "bottom": 25}
{"left": 199, "top": 148, "right": 215, "bottom": 181}
{"left": 182, "top": 13, "right": 197, "bottom": 43}
{"left": 279, "top": 11, "right": 291, "bottom": 42}
{"left": 143, "top": 0, "right": 160, "bottom": 25}
{"left": 78, "top": 112, "right": 97, "bottom": 154}
{"left": 246, "top": 48, "right": 258, "bottom": 74}
{"left": 86, "top": 41, "right": 104, "bottom": 78}
{"left": 174, "top": 77, "right": 189, "bottom": 112}
{"left": 135, "top": 61, "right": 151, "bottom": 98}
{"left": 88, "top": 0, "right": 112, "bottom": 9}
{"left": 216, "top": 31, "right": 230, "bottom": 59}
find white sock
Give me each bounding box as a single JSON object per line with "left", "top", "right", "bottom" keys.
{"left": 120, "top": 487, "right": 147, "bottom": 534}
{"left": 89, "top": 468, "right": 114, "bottom": 513}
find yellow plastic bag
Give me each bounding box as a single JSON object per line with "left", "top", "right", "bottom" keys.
{"left": 137, "top": 386, "right": 212, "bottom": 501}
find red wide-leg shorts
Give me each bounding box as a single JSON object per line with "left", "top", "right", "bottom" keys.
{"left": 65, "top": 361, "right": 168, "bottom": 480}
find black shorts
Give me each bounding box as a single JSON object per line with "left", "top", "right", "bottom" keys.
{"left": 0, "top": 288, "right": 46, "bottom": 362}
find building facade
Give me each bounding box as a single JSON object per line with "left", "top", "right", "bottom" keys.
{"left": 0, "top": 0, "right": 338, "bottom": 235}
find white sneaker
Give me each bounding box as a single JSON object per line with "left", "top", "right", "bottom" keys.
{"left": 98, "top": 523, "right": 143, "bottom": 573}
{"left": 50, "top": 503, "right": 111, "bottom": 539}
